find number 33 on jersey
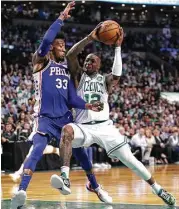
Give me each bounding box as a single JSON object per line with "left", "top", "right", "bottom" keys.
{"left": 33, "top": 60, "right": 71, "bottom": 118}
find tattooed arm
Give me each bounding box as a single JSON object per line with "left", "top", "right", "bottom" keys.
{"left": 66, "top": 25, "right": 100, "bottom": 87}
{"left": 66, "top": 36, "right": 92, "bottom": 87}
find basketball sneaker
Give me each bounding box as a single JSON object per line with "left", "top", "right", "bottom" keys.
{"left": 86, "top": 181, "right": 112, "bottom": 204}
{"left": 11, "top": 190, "right": 26, "bottom": 209}
{"left": 152, "top": 188, "right": 176, "bottom": 206}
{"left": 158, "top": 189, "right": 176, "bottom": 206}
{"left": 50, "top": 174, "right": 71, "bottom": 195}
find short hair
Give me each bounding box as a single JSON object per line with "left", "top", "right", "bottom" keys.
{"left": 55, "top": 32, "right": 66, "bottom": 41}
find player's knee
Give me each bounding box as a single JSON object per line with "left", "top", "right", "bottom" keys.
{"left": 23, "top": 169, "right": 33, "bottom": 176}
{"left": 62, "top": 125, "right": 74, "bottom": 142}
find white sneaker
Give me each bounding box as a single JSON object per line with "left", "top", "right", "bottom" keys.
{"left": 96, "top": 187, "right": 113, "bottom": 203}
{"left": 106, "top": 163, "right": 112, "bottom": 169}
{"left": 86, "top": 182, "right": 112, "bottom": 204}
{"left": 11, "top": 190, "right": 27, "bottom": 209}
{"left": 93, "top": 163, "right": 102, "bottom": 168}
{"left": 50, "top": 174, "right": 71, "bottom": 195}
{"left": 101, "top": 163, "right": 112, "bottom": 169}
{"left": 101, "top": 163, "right": 109, "bottom": 169}
{"left": 9, "top": 172, "right": 21, "bottom": 182}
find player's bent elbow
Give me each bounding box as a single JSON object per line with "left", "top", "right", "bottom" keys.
{"left": 66, "top": 51, "right": 75, "bottom": 60}
{"left": 112, "top": 75, "right": 120, "bottom": 85}
{"left": 112, "top": 75, "right": 120, "bottom": 80}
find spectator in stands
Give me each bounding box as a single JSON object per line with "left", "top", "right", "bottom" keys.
{"left": 5, "top": 106, "right": 18, "bottom": 123}
{"left": 17, "top": 122, "right": 31, "bottom": 141}
{"left": 129, "top": 128, "right": 147, "bottom": 161}
{"left": 152, "top": 129, "right": 168, "bottom": 164}
{"left": 160, "top": 126, "right": 170, "bottom": 142}
{"left": 143, "top": 129, "right": 156, "bottom": 164}
{"left": 168, "top": 127, "right": 179, "bottom": 163}
{"left": 1, "top": 123, "right": 17, "bottom": 142}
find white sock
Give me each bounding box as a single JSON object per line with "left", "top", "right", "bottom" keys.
{"left": 151, "top": 182, "right": 162, "bottom": 194}
{"left": 61, "top": 166, "right": 70, "bottom": 178}
{"left": 95, "top": 186, "right": 100, "bottom": 192}
{"left": 16, "top": 163, "right": 24, "bottom": 175}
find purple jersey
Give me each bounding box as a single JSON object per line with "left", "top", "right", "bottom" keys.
{"left": 33, "top": 59, "right": 71, "bottom": 118}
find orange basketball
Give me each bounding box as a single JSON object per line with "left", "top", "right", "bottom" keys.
{"left": 96, "top": 20, "right": 122, "bottom": 45}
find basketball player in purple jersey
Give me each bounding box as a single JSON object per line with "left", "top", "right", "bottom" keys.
{"left": 11, "top": 2, "right": 109, "bottom": 208}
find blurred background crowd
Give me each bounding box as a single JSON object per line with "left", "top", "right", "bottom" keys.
{"left": 1, "top": 1, "right": 179, "bottom": 170}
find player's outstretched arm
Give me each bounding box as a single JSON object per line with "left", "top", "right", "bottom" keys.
{"left": 68, "top": 79, "right": 103, "bottom": 111}
{"left": 105, "top": 27, "right": 124, "bottom": 91}
{"left": 66, "top": 23, "right": 102, "bottom": 79}
{"left": 32, "top": 1, "right": 75, "bottom": 73}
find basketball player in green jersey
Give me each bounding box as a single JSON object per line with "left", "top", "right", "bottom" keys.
{"left": 51, "top": 24, "right": 176, "bottom": 206}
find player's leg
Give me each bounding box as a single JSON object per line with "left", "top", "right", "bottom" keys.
{"left": 11, "top": 133, "right": 48, "bottom": 208}
{"left": 50, "top": 124, "right": 112, "bottom": 203}
{"left": 9, "top": 145, "right": 59, "bottom": 183}
{"left": 50, "top": 124, "right": 75, "bottom": 195}
{"left": 72, "top": 147, "right": 112, "bottom": 203}
{"left": 9, "top": 145, "right": 34, "bottom": 182}
{"left": 111, "top": 144, "right": 176, "bottom": 206}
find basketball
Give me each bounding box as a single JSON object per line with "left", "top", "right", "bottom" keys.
{"left": 96, "top": 20, "right": 122, "bottom": 45}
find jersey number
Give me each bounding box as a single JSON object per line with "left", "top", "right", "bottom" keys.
{"left": 84, "top": 93, "right": 101, "bottom": 104}
{"left": 56, "top": 78, "right": 68, "bottom": 89}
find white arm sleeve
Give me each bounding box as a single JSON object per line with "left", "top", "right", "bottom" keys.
{"left": 112, "top": 46, "right": 122, "bottom": 76}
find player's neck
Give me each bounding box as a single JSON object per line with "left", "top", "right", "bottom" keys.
{"left": 50, "top": 53, "right": 64, "bottom": 63}
{"left": 86, "top": 71, "right": 98, "bottom": 78}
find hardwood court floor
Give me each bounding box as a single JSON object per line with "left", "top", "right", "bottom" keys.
{"left": 1, "top": 164, "right": 179, "bottom": 209}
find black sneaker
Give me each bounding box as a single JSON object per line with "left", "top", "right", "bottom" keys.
{"left": 50, "top": 174, "right": 71, "bottom": 195}
{"left": 158, "top": 189, "right": 176, "bottom": 206}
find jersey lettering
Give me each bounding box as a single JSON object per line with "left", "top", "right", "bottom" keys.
{"left": 84, "top": 81, "right": 103, "bottom": 93}
{"left": 76, "top": 73, "right": 109, "bottom": 123}
{"left": 49, "top": 67, "right": 70, "bottom": 78}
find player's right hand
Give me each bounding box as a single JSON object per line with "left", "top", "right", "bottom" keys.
{"left": 85, "top": 101, "right": 104, "bottom": 112}
{"left": 59, "top": 1, "right": 75, "bottom": 21}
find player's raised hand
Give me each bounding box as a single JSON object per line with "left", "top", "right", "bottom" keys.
{"left": 59, "top": 1, "right": 75, "bottom": 21}
{"left": 85, "top": 101, "right": 104, "bottom": 112}
{"left": 88, "top": 22, "right": 103, "bottom": 41}
{"left": 115, "top": 26, "right": 124, "bottom": 46}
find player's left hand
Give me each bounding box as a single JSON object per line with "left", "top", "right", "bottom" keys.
{"left": 85, "top": 101, "right": 104, "bottom": 112}
{"left": 115, "top": 26, "right": 124, "bottom": 46}
{"left": 59, "top": 1, "right": 75, "bottom": 20}
{"left": 88, "top": 22, "right": 103, "bottom": 41}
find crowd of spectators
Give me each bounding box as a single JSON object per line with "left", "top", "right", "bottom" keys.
{"left": 2, "top": 22, "right": 179, "bottom": 70}
{"left": 1, "top": 6, "right": 179, "bottom": 167}
{"left": 2, "top": 2, "right": 179, "bottom": 28}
